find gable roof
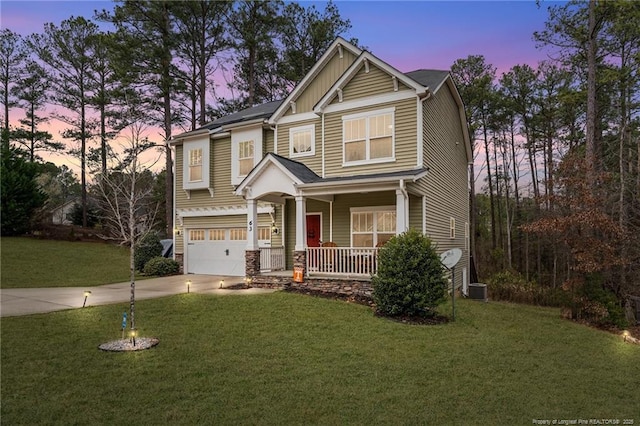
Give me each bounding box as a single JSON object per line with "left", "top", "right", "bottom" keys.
{"left": 203, "top": 99, "right": 283, "bottom": 131}
{"left": 313, "top": 50, "right": 431, "bottom": 113}
{"left": 404, "top": 69, "right": 450, "bottom": 92}
{"left": 269, "top": 37, "right": 362, "bottom": 124}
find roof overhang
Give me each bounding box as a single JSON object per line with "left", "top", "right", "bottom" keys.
{"left": 314, "top": 51, "right": 430, "bottom": 114}
{"left": 268, "top": 37, "right": 362, "bottom": 124}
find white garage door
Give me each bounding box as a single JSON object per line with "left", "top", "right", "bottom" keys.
{"left": 186, "top": 228, "right": 247, "bottom": 276}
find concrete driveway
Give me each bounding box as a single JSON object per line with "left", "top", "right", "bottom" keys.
{"left": 0, "top": 274, "right": 277, "bottom": 317}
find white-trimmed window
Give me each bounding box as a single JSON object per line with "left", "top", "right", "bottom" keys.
{"left": 182, "top": 138, "right": 210, "bottom": 191}
{"left": 230, "top": 228, "right": 247, "bottom": 241}
{"left": 231, "top": 126, "right": 263, "bottom": 184}
{"left": 258, "top": 226, "right": 271, "bottom": 242}
{"left": 450, "top": 217, "right": 456, "bottom": 239}
{"left": 351, "top": 206, "right": 396, "bottom": 247}
{"left": 189, "top": 229, "right": 205, "bottom": 241}
{"left": 238, "top": 140, "right": 254, "bottom": 176}
{"left": 289, "top": 124, "right": 315, "bottom": 157}
{"left": 188, "top": 148, "right": 202, "bottom": 182}
{"left": 343, "top": 108, "right": 394, "bottom": 166}
{"left": 209, "top": 229, "right": 225, "bottom": 241}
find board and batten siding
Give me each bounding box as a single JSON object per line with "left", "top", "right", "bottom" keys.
{"left": 419, "top": 83, "right": 470, "bottom": 288}
{"left": 288, "top": 49, "right": 358, "bottom": 116}
{"left": 323, "top": 97, "right": 418, "bottom": 177}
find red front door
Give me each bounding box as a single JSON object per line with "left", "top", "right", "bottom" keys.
{"left": 306, "top": 214, "right": 321, "bottom": 247}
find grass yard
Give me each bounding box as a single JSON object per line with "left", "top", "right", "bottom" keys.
{"left": 2, "top": 293, "right": 639, "bottom": 425}
{"left": 0, "top": 237, "right": 135, "bottom": 288}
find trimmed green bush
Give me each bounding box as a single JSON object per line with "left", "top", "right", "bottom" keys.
{"left": 372, "top": 229, "right": 447, "bottom": 317}
{"left": 134, "top": 233, "right": 163, "bottom": 272}
{"left": 143, "top": 256, "right": 180, "bottom": 276}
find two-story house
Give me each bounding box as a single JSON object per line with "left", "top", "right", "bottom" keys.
{"left": 171, "top": 37, "right": 471, "bottom": 293}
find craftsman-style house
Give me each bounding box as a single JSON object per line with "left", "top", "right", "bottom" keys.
{"left": 171, "top": 37, "right": 471, "bottom": 292}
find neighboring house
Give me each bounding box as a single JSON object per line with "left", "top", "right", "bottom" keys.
{"left": 171, "top": 37, "right": 471, "bottom": 291}
{"left": 51, "top": 199, "right": 77, "bottom": 225}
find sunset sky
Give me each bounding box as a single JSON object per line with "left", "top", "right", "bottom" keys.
{"left": 1, "top": 0, "right": 566, "bottom": 173}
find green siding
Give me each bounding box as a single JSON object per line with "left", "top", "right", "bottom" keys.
{"left": 323, "top": 97, "right": 418, "bottom": 177}
{"left": 339, "top": 63, "right": 410, "bottom": 102}
{"left": 275, "top": 120, "right": 322, "bottom": 173}
{"left": 422, "top": 83, "right": 470, "bottom": 288}
{"left": 290, "top": 49, "right": 358, "bottom": 115}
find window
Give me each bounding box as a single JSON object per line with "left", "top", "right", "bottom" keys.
{"left": 343, "top": 108, "right": 394, "bottom": 165}
{"left": 351, "top": 207, "right": 396, "bottom": 247}
{"left": 189, "top": 229, "right": 205, "bottom": 241}
{"left": 450, "top": 217, "right": 456, "bottom": 239}
{"left": 209, "top": 229, "right": 225, "bottom": 241}
{"left": 188, "top": 148, "right": 202, "bottom": 182}
{"left": 289, "top": 124, "right": 315, "bottom": 157}
{"left": 229, "top": 228, "right": 247, "bottom": 241}
{"left": 238, "top": 140, "right": 254, "bottom": 176}
{"left": 258, "top": 227, "right": 271, "bottom": 241}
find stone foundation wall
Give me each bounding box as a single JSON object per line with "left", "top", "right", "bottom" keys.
{"left": 245, "top": 250, "right": 261, "bottom": 277}
{"left": 175, "top": 253, "right": 184, "bottom": 274}
{"left": 250, "top": 274, "right": 373, "bottom": 299}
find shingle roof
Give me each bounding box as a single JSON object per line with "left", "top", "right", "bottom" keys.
{"left": 200, "top": 99, "right": 284, "bottom": 131}
{"left": 268, "top": 153, "right": 321, "bottom": 184}
{"left": 404, "top": 69, "right": 450, "bottom": 91}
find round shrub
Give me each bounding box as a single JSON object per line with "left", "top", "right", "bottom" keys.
{"left": 143, "top": 256, "right": 180, "bottom": 276}
{"left": 372, "top": 229, "right": 447, "bottom": 317}
{"left": 134, "top": 233, "right": 163, "bottom": 272}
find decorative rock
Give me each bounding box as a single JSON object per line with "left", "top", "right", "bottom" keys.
{"left": 98, "top": 337, "right": 159, "bottom": 352}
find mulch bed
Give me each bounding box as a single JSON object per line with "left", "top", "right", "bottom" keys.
{"left": 283, "top": 287, "right": 449, "bottom": 326}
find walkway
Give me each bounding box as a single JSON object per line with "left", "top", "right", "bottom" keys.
{"left": 0, "top": 274, "right": 276, "bottom": 317}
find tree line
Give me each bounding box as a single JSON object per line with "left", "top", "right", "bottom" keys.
{"left": 0, "top": 0, "right": 355, "bottom": 234}
{"left": 452, "top": 0, "right": 639, "bottom": 325}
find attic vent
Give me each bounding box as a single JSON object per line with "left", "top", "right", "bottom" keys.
{"left": 468, "top": 283, "right": 487, "bottom": 302}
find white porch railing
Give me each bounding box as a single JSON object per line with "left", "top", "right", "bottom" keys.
{"left": 260, "top": 246, "right": 285, "bottom": 272}
{"left": 307, "top": 247, "right": 380, "bottom": 276}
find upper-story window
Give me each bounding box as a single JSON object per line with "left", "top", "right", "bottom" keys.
{"left": 289, "top": 124, "right": 315, "bottom": 158}
{"left": 343, "top": 107, "right": 395, "bottom": 166}
{"left": 182, "top": 137, "right": 210, "bottom": 191}
{"left": 238, "top": 140, "right": 254, "bottom": 176}
{"left": 188, "top": 148, "right": 202, "bottom": 182}
{"left": 231, "top": 126, "right": 263, "bottom": 185}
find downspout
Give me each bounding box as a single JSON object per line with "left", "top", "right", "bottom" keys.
{"left": 399, "top": 178, "right": 409, "bottom": 231}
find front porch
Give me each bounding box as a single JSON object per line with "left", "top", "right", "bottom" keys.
{"left": 259, "top": 246, "right": 381, "bottom": 276}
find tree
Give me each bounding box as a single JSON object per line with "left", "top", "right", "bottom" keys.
{"left": 173, "top": 0, "right": 231, "bottom": 130}
{"left": 279, "top": 1, "right": 352, "bottom": 87}
{"left": 0, "top": 29, "right": 27, "bottom": 148}
{"left": 29, "top": 17, "right": 100, "bottom": 228}
{"left": 10, "top": 60, "right": 64, "bottom": 161}
{"left": 372, "top": 229, "right": 447, "bottom": 317}
{"left": 99, "top": 0, "right": 183, "bottom": 237}
{"left": 0, "top": 145, "right": 46, "bottom": 235}
{"left": 227, "top": 0, "right": 286, "bottom": 107}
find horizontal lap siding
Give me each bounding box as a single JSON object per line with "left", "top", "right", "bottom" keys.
{"left": 324, "top": 97, "right": 417, "bottom": 177}
{"left": 339, "top": 64, "right": 409, "bottom": 102}
{"left": 290, "top": 49, "right": 357, "bottom": 115}
{"left": 423, "top": 84, "right": 469, "bottom": 287}
{"left": 276, "top": 120, "right": 322, "bottom": 173}
{"left": 409, "top": 194, "right": 423, "bottom": 233}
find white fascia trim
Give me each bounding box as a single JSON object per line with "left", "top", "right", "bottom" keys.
{"left": 276, "top": 111, "right": 318, "bottom": 125}
{"left": 314, "top": 51, "right": 428, "bottom": 113}
{"left": 269, "top": 37, "right": 362, "bottom": 124}
{"left": 298, "top": 171, "right": 429, "bottom": 195}
{"left": 177, "top": 205, "right": 274, "bottom": 218}
{"left": 322, "top": 90, "right": 415, "bottom": 115}
{"left": 170, "top": 128, "right": 209, "bottom": 146}
{"left": 417, "top": 98, "right": 424, "bottom": 168}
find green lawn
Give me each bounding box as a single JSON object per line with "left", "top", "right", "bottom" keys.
{"left": 2, "top": 293, "right": 638, "bottom": 425}
{"left": 0, "top": 237, "right": 135, "bottom": 288}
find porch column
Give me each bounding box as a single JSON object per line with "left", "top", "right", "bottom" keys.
{"left": 246, "top": 198, "right": 258, "bottom": 250}
{"left": 396, "top": 188, "right": 408, "bottom": 234}
{"left": 295, "top": 195, "right": 307, "bottom": 251}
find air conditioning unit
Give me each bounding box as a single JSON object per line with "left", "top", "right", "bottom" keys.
{"left": 468, "top": 283, "right": 487, "bottom": 302}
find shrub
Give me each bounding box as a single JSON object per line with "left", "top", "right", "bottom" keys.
{"left": 566, "top": 275, "right": 628, "bottom": 328}
{"left": 134, "top": 233, "right": 163, "bottom": 272}
{"left": 487, "top": 270, "right": 567, "bottom": 307}
{"left": 372, "top": 229, "right": 447, "bottom": 317}
{"left": 143, "top": 256, "right": 180, "bottom": 276}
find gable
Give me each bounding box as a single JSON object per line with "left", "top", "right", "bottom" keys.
{"left": 288, "top": 48, "right": 358, "bottom": 116}
{"left": 333, "top": 62, "right": 411, "bottom": 104}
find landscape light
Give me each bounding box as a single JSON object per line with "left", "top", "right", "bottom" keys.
{"left": 245, "top": 277, "right": 252, "bottom": 287}
{"left": 622, "top": 330, "right": 630, "bottom": 342}
{"left": 186, "top": 279, "right": 192, "bottom": 293}
{"left": 130, "top": 329, "right": 137, "bottom": 346}
{"left": 219, "top": 279, "right": 224, "bottom": 289}
{"left": 82, "top": 291, "right": 92, "bottom": 308}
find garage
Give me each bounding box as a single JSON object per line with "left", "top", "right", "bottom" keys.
{"left": 185, "top": 228, "right": 247, "bottom": 276}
